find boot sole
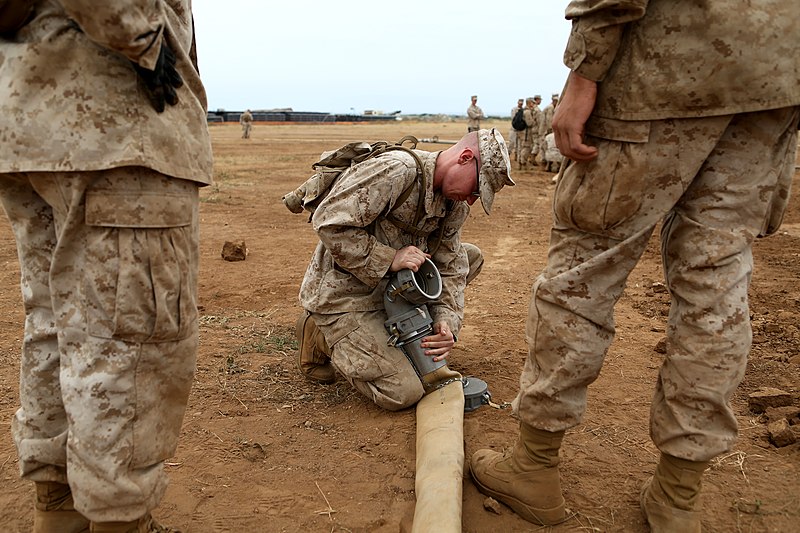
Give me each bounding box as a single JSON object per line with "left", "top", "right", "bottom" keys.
{"left": 295, "top": 313, "right": 336, "bottom": 385}
{"left": 469, "top": 464, "right": 566, "bottom": 526}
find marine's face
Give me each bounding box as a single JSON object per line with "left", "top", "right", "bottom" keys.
{"left": 441, "top": 156, "right": 480, "bottom": 206}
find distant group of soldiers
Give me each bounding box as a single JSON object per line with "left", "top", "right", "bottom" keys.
{"left": 508, "top": 94, "right": 562, "bottom": 173}
{"left": 466, "top": 94, "right": 563, "bottom": 174}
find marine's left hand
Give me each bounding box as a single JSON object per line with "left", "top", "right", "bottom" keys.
{"left": 133, "top": 39, "right": 183, "bottom": 113}
{"left": 421, "top": 321, "right": 455, "bottom": 362}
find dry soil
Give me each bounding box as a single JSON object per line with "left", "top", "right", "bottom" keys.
{"left": 0, "top": 121, "right": 798, "bottom": 532}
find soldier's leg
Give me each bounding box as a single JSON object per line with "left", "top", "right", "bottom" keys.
{"left": 519, "top": 142, "right": 531, "bottom": 169}
{"left": 27, "top": 167, "right": 200, "bottom": 522}
{"left": 0, "top": 174, "right": 91, "bottom": 531}
{"left": 652, "top": 106, "right": 800, "bottom": 461}
{"left": 317, "top": 310, "right": 424, "bottom": 411}
{"left": 514, "top": 114, "right": 732, "bottom": 431}
{"left": 0, "top": 174, "right": 69, "bottom": 484}
{"left": 642, "top": 106, "right": 799, "bottom": 532}
{"left": 462, "top": 242, "right": 484, "bottom": 285}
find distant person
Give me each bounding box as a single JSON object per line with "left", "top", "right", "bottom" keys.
{"left": 469, "top": 1, "right": 800, "bottom": 531}
{"left": 0, "top": 2, "right": 212, "bottom": 532}
{"left": 296, "top": 129, "right": 514, "bottom": 410}
{"left": 542, "top": 131, "right": 563, "bottom": 174}
{"left": 518, "top": 97, "right": 542, "bottom": 170}
{"left": 467, "top": 95, "right": 486, "bottom": 133}
{"left": 240, "top": 109, "right": 253, "bottom": 139}
{"left": 508, "top": 98, "right": 525, "bottom": 162}
{"left": 530, "top": 94, "right": 544, "bottom": 166}
{"left": 539, "top": 93, "right": 559, "bottom": 155}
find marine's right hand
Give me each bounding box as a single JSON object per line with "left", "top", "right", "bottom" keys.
{"left": 552, "top": 71, "right": 599, "bottom": 162}
{"left": 390, "top": 246, "right": 430, "bottom": 272}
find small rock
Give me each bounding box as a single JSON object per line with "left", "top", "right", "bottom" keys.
{"left": 222, "top": 240, "right": 247, "bottom": 261}
{"left": 748, "top": 388, "right": 792, "bottom": 413}
{"left": 483, "top": 496, "right": 502, "bottom": 515}
{"left": 767, "top": 419, "right": 797, "bottom": 448}
{"left": 764, "top": 406, "right": 800, "bottom": 425}
{"left": 651, "top": 282, "right": 668, "bottom": 293}
{"left": 653, "top": 337, "right": 667, "bottom": 354}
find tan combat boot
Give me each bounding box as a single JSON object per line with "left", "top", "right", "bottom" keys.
{"left": 91, "top": 513, "right": 179, "bottom": 533}
{"left": 33, "top": 481, "right": 90, "bottom": 533}
{"left": 470, "top": 423, "right": 566, "bottom": 525}
{"left": 640, "top": 453, "right": 709, "bottom": 533}
{"left": 295, "top": 312, "right": 336, "bottom": 384}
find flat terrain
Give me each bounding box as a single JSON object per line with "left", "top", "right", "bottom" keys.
{"left": 1, "top": 121, "right": 798, "bottom": 532}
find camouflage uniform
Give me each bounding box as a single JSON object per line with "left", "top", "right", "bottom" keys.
{"left": 508, "top": 104, "right": 523, "bottom": 160}
{"left": 518, "top": 101, "right": 542, "bottom": 167}
{"left": 240, "top": 110, "right": 253, "bottom": 139}
{"left": 514, "top": 0, "right": 800, "bottom": 463}
{"left": 539, "top": 96, "right": 558, "bottom": 155}
{"left": 467, "top": 102, "right": 485, "bottom": 132}
{"left": 0, "top": 0, "right": 212, "bottom": 523}
{"left": 300, "top": 150, "right": 471, "bottom": 410}
{"left": 542, "top": 132, "right": 563, "bottom": 173}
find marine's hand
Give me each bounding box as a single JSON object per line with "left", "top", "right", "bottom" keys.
{"left": 133, "top": 40, "right": 183, "bottom": 113}
{"left": 421, "top": 321, "right": 454, "bottom": 362}
{"left": 390, "top": 246, "right": 430, "bottom": 272}
{"left": 552, "top": 71, "right": 598, "bottom": 161}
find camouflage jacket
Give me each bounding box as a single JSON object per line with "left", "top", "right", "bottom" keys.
{"left": 565, "top": 0, "right": 800, "bottom": 121}
{"left": 0, "top": 0, "right": 213, "bottom": 184}
{"left": 467, "top": 104, "right": 484, "bottom": 129}
{"left": 540, "top": 104, "right": 556, "bottom": 136}
{"left": 299, "top": 150, "right": 470, "bottom": 334}
{"left": 523, "top": 107, "right": 542, "bottom": 140}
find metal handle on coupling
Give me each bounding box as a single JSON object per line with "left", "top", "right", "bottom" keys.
{"left": 386, "top": 258, "right": 442, "bottom": 305}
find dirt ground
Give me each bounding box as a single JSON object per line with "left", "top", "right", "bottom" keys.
{"left": 1, "top": 121, "right": 798, "bottom": 532}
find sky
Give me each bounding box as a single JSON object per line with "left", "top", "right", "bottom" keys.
{"left": 192, "top": 1, "right": 574, "bottom": 117}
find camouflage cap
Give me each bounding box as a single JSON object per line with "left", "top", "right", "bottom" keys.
{"left": 477, "top": 128, "right": 515, "bottom": 215}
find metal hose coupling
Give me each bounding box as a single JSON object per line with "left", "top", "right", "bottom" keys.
{"left": 383, "top": 259, "right": 494, "bottom": 412}
{"left": 383, "top": 258, "right": 445, "bottom": 376}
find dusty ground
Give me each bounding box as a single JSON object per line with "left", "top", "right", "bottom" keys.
{"left": 1, "top": 121, "right": 798, "bottom": 532}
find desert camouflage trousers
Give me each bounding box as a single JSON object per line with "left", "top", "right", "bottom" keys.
{"left": 518, "top": 128, "right": 541, "bottom": 166}
{"left": 513, "top": 107, "right": 799, "bottom": 461}
{"left": 312, "top": 243, "right": 483, "bottom": 411}
{"left": 0, "top": 167, "right": 200, "bottom": 521}
{"left": 507, "top": 128, "right": 519, "bottom": 158}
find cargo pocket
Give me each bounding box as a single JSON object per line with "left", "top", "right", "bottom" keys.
{"left": 554, "top": 118, "right": 651, "bottom": 238}
{"left": 84, "top": 182, "right": 198, "bottom": 343}
{"left": 330, "top": 313, "right": 401, "bottom": 383}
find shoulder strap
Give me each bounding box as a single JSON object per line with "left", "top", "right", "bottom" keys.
{"left": 365, "top": 136, "right": 428, "bottom": 233}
